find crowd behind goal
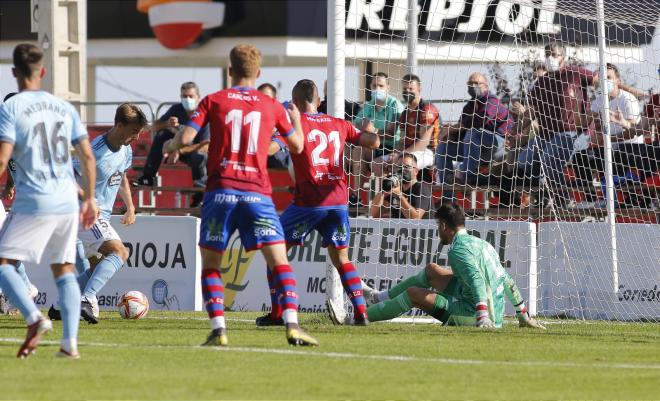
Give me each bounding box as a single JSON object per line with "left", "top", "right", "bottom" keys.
{"left": 129, "top": 43, "right": 660, "bottom": 221}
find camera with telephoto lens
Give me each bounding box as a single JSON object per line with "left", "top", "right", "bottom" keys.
{"left": 382, "top": 173, "right": 400, "bottom": 192}
{"left": 382, "top": 166, "right": 413, "bottom": 192}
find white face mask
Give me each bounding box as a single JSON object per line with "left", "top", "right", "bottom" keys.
{"left": 605, "top": 79, "right": 616, "bottom": 93}
{"left": 372, "top": 89, "right": 387, "bottom": 103}
{"left": 181, "top": 97, "right": 197, "bottom": 111}
{"left": 545, "top": 56, "right": 562, "bottom": 72}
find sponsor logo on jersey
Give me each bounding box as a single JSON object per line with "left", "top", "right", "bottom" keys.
{"left": 220, "top": 158, "right": 258, "bottom": 173}
{"left": 313, "top": 171, "right": 342, "bottom": 181}
{"left": 107, "top": 170, "right": 123, "bottom": 187}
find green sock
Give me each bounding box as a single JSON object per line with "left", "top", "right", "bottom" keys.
{"left": 367, "top": 291, "right": 413, "bottom": 322}
{"left": 429, "top": 294, "right": 450, "bottom": 323}
{"left": 388, "top": 269, "right": 430, "bottom": 299}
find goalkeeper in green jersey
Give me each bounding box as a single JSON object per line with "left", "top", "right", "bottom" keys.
{"left": 359, "top": 204, "right": 545, "bottom": 329}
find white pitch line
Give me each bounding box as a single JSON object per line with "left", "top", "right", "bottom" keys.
{"left": 143, "top": 315, "right": 585, "bottom": 326}
{"left": 143, "top": 316, "right": 256, "bottom": 323}
{"left": 1, "top": 337, "right": 659, "bottom": 371}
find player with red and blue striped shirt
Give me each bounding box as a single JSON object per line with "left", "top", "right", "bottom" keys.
{"left": 256, "top": 79, "right": 380, "bottom": 327}
{"left": 168, "top": 44, "right": 317, "bottom": 346}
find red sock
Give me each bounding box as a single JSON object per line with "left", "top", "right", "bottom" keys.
{"left": 201, "top": 269, "right": 224, "bottom": 319}
{"left": 272, "top": 264, "right": 298, "bottom": 312}
{"left": 338, "top": 262, "right": 367, "bottom": 319}
{"left": 266, "top": 266, "right": 282, "bottom": 319}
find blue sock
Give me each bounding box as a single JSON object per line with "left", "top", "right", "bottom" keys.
{"left": 83, "top": 253, "right": 123, "bottom": 299}
{"left": 0, "top": 264, "right": 40, "bottom": 324}
{"left": 56, "top": 272, "right": 80, "bottom": 349}
{"left": 15, "top": 262, "right": 33, "bottom": 289}
{"left": 74, "top": 240, "right": 90, "bottom": 275}
{"left": 77, "top": 269, "right": 92, "bottom": 292}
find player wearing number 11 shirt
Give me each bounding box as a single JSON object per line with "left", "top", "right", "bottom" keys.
{"left": 168, "top": 44, "right": 318, "bottom": 347}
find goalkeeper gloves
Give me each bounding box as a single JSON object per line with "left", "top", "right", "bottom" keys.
{"left": 475, "top": 302, "right": 495, "bottom": 328}
{"left": 515, "top": 302, "right": 546, "bottom": 330}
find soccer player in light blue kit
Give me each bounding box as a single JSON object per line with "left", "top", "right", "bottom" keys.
{"left": 0, "top": 92, "right": 39, "bottom": 314}
{"left": 0, "top": 44, "right": 98, "bottom": 359}
{"left": 67, "top": 103, "right": 145, "bottom": 324}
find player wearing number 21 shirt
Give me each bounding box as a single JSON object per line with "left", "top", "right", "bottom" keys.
{"left": 168, "top": 44, "right": 318, "bottom": 347}
{"left": 258, "top": 80, "right": 380, "bottom": 327}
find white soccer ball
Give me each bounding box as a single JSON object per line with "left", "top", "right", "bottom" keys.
{"left": 117, "top": 291, "right": 149, "bottom": 319}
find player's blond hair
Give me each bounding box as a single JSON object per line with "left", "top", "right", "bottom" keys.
{"left": 230, "top": 44, "right": 262, "bottom": 79}
{"left": 114, "top": 103, "right": 148, "bottom": 128}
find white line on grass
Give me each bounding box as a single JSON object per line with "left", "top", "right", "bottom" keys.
{"left": 143, "top": 316, "right": 256, "bottom": 323}
{"left": 143, "top": 315, "right": 591, "bottom": 326}
{"left": 1, "top": 337, "right": 658, "bottom": 371}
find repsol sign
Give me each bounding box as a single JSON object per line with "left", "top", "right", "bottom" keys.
{"left": 123, "top": 242, "right": 187, "bottom": 269}
{"left": 346, "top": 0, "right": 654, "bottom": 45}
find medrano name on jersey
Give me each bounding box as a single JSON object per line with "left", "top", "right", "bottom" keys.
{"left": 0, "top": 90, "right": 87, "bottom": 215}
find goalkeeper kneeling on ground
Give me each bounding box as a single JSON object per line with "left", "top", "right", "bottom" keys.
{"left": 359, "top": 203, "right": 545, "bottom": 329}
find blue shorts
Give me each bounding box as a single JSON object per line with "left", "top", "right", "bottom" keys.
{"left": 199, "top": 189, "right": 285, "bottom": 253}
{"left": 280, "top": 205, "right": 350, "bottom": 249}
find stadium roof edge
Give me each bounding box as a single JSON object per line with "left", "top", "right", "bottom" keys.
{"left": 0, "top": 37, "right": 645, "bottom": 67}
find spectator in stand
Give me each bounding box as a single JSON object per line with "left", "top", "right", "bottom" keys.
{"left": 370, "top": 153, "right": 432, "bottom": 219}
{"left": 498, "top": 101, "right": 540, "bottom": 207}
{"left": 380, "top": 74, "right": 439, "bottom": 173}
{"left": 133, "top": 82, "right": 209, "bottom": 206}
{"left": 349, "top": 72, "right": 405, "bottom": 205}
{"left": 512, "top": 42, "right": 598, "bottom": 202}
{"left": 643, "top": 65, "right": 660, "bottom": 133}
{"left": 573, "top": 64, "right": 640, "bottom": 196}
{"left": 318, "top": 80, "right": 362, "bottom": 121}
{"left": 530, "top": 62, "right": 547, "bottom": 90}
{"left": 435, "top": 72, "right": 511, "bottom": 187}
{"left": 579, "top": 64, "right": 660, "bottom": 207}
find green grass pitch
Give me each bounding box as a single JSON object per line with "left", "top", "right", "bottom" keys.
{"left": 1, "top": 311, "right": 660, "bottom": 400}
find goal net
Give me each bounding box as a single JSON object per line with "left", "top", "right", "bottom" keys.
{"left": 328, "top": 0, "right": 660, "bottom": 322}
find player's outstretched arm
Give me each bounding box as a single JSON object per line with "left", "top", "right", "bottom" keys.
{"left": 0, "top": 142, "right": 14, "bottom": 178}
{"left": 284, "top": 102, "right": 304, "bottom": 154}
{"left": 358, "top": 130, "right": 380, "bottom": 150}
{"left": 119, "top": 173, "right": 136, "bottom": 226}
{"left": 503, "top": 272, "right": 546, "bottom": 330}
{"left": 167, "top": 126, "right": 198, "bottom": 153}
{"left": 74, "top": 138, "right": 98, "bottom": 230}
{"left": 268, "top": 135, "right": 286, "bottom": 156}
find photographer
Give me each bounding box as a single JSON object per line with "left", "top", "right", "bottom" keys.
{"left": 370, "top": 154, "right": 432, "bottom": 219}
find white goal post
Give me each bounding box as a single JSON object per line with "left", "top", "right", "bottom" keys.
{"left": 327, "top": 0, "right": 660, "bottom": 322}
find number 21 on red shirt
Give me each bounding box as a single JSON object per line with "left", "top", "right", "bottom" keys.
{"left": 308, "top": 129, "right": 340, "bottom": 166}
